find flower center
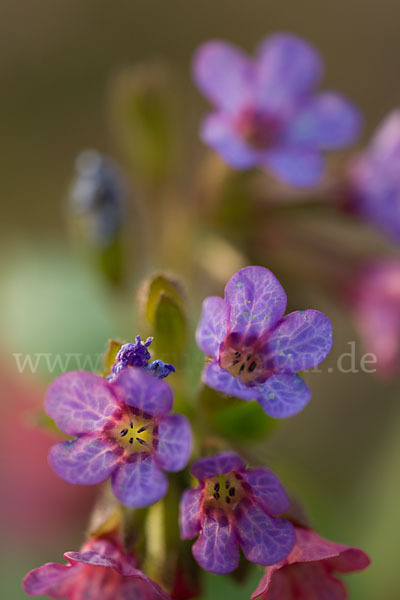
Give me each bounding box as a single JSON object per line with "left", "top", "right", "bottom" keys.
{"left": 220, "top": 343, "right": 264, "bottom": 385}
{"left": 203, "top": 473, "right": 244, "bottom": 510}
{"left": 237, "top": 108, "right": 281, "bottom": 150}
{"left": 111, "top": 412, "right": 155, "bottom": 454}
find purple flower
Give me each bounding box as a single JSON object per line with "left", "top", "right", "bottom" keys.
{"left": 348, "top": 110, "right": 400, "bottom": 243}
{"left": 179, "top": 451, "right": 295, "bottom": 574}
{"left": 23, "top": 536, "right": 170, "bottom": 599}
{"left": 196, "top": 266, "right": 333, "bottom": 418}
{"left": 193, "top": 33, "right": 361, "bottom": 187}
{"left": 108, "top": 336, "right": 175, "bottom": 381}
{"left": 45, "top": 367, "right": 192, "bottom": 507}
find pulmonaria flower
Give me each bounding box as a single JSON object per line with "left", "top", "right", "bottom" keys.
{"left": 193, "top": 33, "right": 361, "bottom": 187}
{"left": 179, "top": 451, "right": 295, "bottom": 574}
{"left": 196, "top": 266, "right": 333, "bottom": 418}
{"left": 251, "top": 526, "right": 370, "bottom": 600}
{"left": 46, "top": 367, "right": 192, "bottom": 507}
{"left": 347, "top": 260, "right": 400, "bottom": 376}
{"left": 23, "top": 536, "right": 170, "bottom": 599}
{"left": 108, "top": 335, "right": 175, "bottom": 381}
{"left": 70, "top": 149, "right": 125, "bottom": 248}
{"left": 348, "top": 110, "right": 400, "bottom": 243}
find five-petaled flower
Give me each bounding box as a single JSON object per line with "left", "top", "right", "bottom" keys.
{"left": 46, "top": 367, "right": 192, "bottom": 507}
{"left": 23, "top": 536, "right": 170, "bottom": 599}
{"left": 348, "top": 109, "right": 400, "bottom": 244}
{"left": 347, "top": 260, "right": 400, "bottom": 376}
{"left": 251, "top": 526, "right": 370, "bottom": 600}
{"left": 196, "top": 266, "right": 333, "bottom": 418}
{"left": 193, "top": 33, "right": 361, "bottom": 187}
{"left": 179, "top": 451, "right": 295, "bottom": 574}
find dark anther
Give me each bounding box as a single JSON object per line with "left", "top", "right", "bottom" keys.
{"left": 225, "top": 480, "right": 230, "bottom": 489}
{"left": 214, "top": 482, "right": 220, "bottom": 492}
{"left": 225, "top": 496, "right": 231, "bottom": 504}
{"left": 129, "top": 437, "right": 134, "bottom": 444}
{"left": 120, "top": 428, "right": 129, "bottom": 437}
{"left": 231, "top": 359, "right": 240, "bottom": 366}
{"left": 239, "top": 363, "right": 245, "bottom": 374}
{"left": 137, "top": 438, "right": 146, "bottom": 446}
{"left": 213, "top": 492, "right": 220, "bottom": 500}
{"left": 137, "top": 426, "right": 147, "bottom": 433}
{"left": 248, "top": 361, "right": 257, "bottom": 372}
{"left": 130, "top": 421, "right": 134, "bottom": 429}
{"left": 234, "top": 351, "right": 241, "bottom": 358}
{"left": 229, "top": 487, "right": 235, "bottom": 497}
{"left": 247, "top": 354, "right": 252, "bottom": 360}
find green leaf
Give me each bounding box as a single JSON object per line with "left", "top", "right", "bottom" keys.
{"left": 153, "top": 293, "right": 186, "bottom": 364}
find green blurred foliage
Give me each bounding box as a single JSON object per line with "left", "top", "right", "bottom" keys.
{"left": 109, "top": 63, "right": 181, "bottom": 184}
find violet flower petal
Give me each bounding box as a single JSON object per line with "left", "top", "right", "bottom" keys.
{"left": 241, "top": 467, "right": 290, "bottom": 515}
{"left": 179, "top": 487, "right": 202, "bottom": 539}
{"left": 264, "top": 309, "right": 333, "bottom": 372}
{"left": 192, "top": 512, "right": 240, "bottom": 574}
{"left": 49, "top": 435, "right": 121, "bottom": 485}
{"left": 201, "top": 113, "right": 259, "bottom": 168}
{"left": 111, "top": 367, "right": 173, "bottom": 418}
{"left": 191, "top": 451, "right": 244, "bottom": 482}
{"left": 23, "top": 562, "right": 79, "bottom": 598}
{"left": 45, "top": 371, "right": 118, "bottom": 436}
{"left": 154, "top": 414, "right": 193, "bottom": 472}
{"left": 111, "top": 456, "right": 168, "bottom": 508}
{"left": 263, "top": 147, "right": 324, "bottom": 187}
{"left": 255, "top": 33, "right": 323, "bottom": 113}
{"left": 286, "top": 92, "right": 361, "bottom": 149}
{"left": 195, "top": 296, "right": 230, "bottom": 359}
{"left": 236, "top": 499, "right": 295, "bottom": 566}
{"left": 202, "top": 361, "right": 257, "bottom": 401}
{"left": 256, "top": 373, "right": 311, "bottom": 418}
{"left": 225, "top": 266, "right": 287, "bottom": 338}
{"left": 193, "top": 40, "right": 254, "bottom": 113}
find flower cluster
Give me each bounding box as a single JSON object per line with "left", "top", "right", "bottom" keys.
{"left": 23, "top": 29, "right": 373, "bottom": 600}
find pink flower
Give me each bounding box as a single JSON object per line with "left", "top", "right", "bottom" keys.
{"left": 251, "top": 526, "right": 370, "bottom": 600}
{"left": 23, "top": 536, "right": 170, "bottom": 599}
{"left": 348, "top": 260, "right": 400, "bottom": 376}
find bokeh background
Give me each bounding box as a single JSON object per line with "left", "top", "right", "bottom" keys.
{"left": 1, "top": 1, "right": 400, "bottom": 598}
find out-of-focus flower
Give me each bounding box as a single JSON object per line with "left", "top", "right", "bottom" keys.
{"left": 46, "top": 367, "right": 192, "bottom": 507}
{"left": 193, "top": 33, "right": 360, "bottom": 187}
{"left": 23, "top": 536, "right": 170, "bottom": 599}
{"left": 251, "top": 526, "right": 370, "bottom": 599}
{"left": 348, "top": 110, "right": 400, "bottom": 243}
{"left": 69, "top": 150, "right": 125, "bottom": 248}
{"left": 196, "top": 266, "right": 333, "bottom": 418}
{"left": 348, "top": 260, "right": 400, "bottom": 376}
{"left": 108, "top": 336, "right": 175, "bottom": 381}
{"left": 179, "top": 451, "right": 294, "bottom": 574}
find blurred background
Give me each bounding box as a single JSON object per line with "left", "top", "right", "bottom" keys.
{"left": 1, "top": 1, "right": 400, "bottom": 598}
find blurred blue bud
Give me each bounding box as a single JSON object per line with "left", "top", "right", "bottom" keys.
{"left": 69, "top": 150, "right": 125, "bottom": 248}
